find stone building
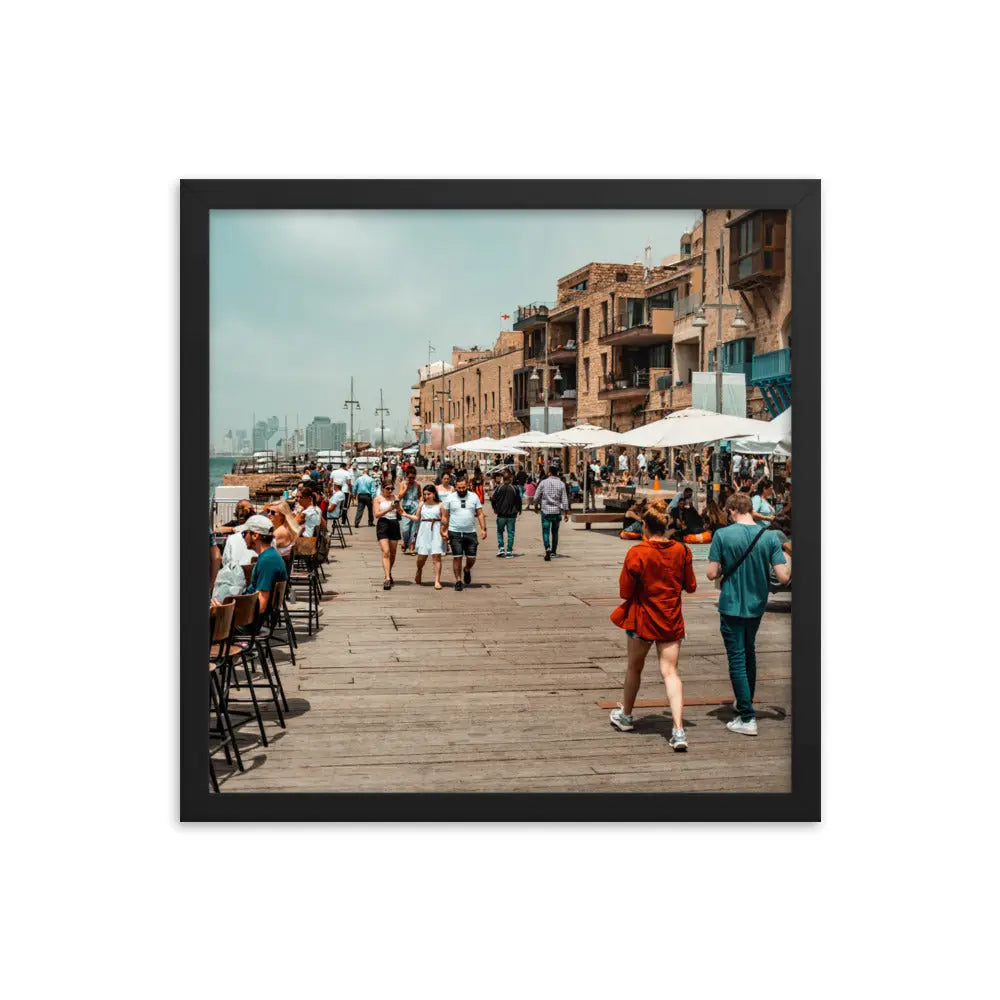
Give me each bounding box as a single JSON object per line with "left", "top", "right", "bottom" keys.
{"left": 414, "top": 208, "right": 792, "bottom": 461}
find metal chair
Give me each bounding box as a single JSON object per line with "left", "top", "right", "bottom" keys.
{"left": 209, "top": 600, "right": 242, "bottom": 790}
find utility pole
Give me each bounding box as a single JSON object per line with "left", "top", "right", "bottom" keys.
{"left": 343, "top": 377, "right": 360, "bottom": 457}
{"left": 375, "top": 388, "right": 390, "bottom": 461}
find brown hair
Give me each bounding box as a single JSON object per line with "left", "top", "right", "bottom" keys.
{"left": 641, "top": 499, "right": 670, "bottom": 536}
{"left": 725, "top": 492, "right": 753, "bottom": 516}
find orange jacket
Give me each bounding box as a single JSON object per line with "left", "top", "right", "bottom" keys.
{"left": 610, "top": 537, "right": 697, "bottom": 641}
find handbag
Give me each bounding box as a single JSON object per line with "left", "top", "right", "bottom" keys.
{"left": 720, "top": 525, "right": 769, "bottom": 584}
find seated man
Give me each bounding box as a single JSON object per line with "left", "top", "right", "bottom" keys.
{"left": 242, "top": 514, "right": 288, "bottom": 617}
{"left": 327, "top": 481, "right": 347, "bottom": 522}
{"left": 668, "top": 486, "right": 693, "bottom": 512}
{"left": 677, "top": 499, "right": 706, "bottom": 537}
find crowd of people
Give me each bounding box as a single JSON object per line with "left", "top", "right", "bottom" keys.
{"left": 210, "top": 446, "right": 792, "bottom": 759}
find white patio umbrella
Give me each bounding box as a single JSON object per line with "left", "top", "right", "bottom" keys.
{"left": 448, "top": 437, "right": 527, "bottom": 456}
{"left": 730, "top": 406, "right": 792, "bottom": 456}
{"left": 550, "top": 424, "right": 624, "bottom": 512}
{"left": 498, "top": 429, "right": 566, "bottom": 448}
{"left": 616, "top": 408, "right": 773, "bottom": 449}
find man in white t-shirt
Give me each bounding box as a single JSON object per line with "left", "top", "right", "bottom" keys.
{"left": 637, "top": 450, "right": 647, "bottom": 485}
{"left": 331, "top": 462, "right": 352, "bottom": 523}
{"left": 618, "top": 452, "right": 628, "bottom": 474}
{"left": 327, "top": 485, "right": 346, "bottom": 522}
{"left": 440, "top": 474, "right": 487, "bottom": 591}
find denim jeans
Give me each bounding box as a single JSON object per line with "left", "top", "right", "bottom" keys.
{"left": 541, "top": 512, "right": 562, "bottom": 553}
{"left": 719, "top": 614, "right": 762, "bottom": 721}
{"left": 496, "top": 516, "right": 516, "bottom": 553}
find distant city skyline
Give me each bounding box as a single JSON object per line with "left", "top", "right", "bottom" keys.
{"left": 210, "top": 209, "right": 698, "bottom": 445}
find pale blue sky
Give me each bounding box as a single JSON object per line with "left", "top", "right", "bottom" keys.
{"left": 209, "top": 209, "right": 698, "bottom": 448}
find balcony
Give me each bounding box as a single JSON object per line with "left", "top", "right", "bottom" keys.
{"left": 513, "top": 301, "right": 553, "bottom": 330}
{"left": 514, "top": 387, "right": 577, "bottom": 418}
{"left": 598, "top": 370, "right": 650, "bottom": 401}
{"left": 750, "top": 348, "right": 791, "bottom": 418}
{"left": 751, "top": 348, "right": 791, "bottom": 382}
{"left": 673, "top": 295, "right": 697, "bottom": 319}
{"left": 727, "top": 209, "right": 786, "bottom": 290}
{"left": 547, "top": 340, "right": 578, "bottom": 362}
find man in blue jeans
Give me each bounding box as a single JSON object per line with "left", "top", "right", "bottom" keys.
{"left": 706, "top": 492, "right": 791, "bottom": 735}
{"left": 490, "top": 468, "right": 522, "bottom": 557}
{"left": 533, "top": 468, "right": 569, "bottom": 561}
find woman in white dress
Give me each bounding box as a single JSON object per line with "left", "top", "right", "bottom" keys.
{"left": 401, "top": 484, "right": 445, "bottom": 589}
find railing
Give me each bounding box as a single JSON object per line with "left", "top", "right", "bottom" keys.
{"left": 603, "top": 370, "right": 650, "bottom": 391}
{"left": 751, "top": 348, "right": 791, "bottom": 381}
{"left": 673, "top": 296, "right": 697, "bottom": 319}
{"left": 515, "top": 301, "right": 554, "bottom": 324}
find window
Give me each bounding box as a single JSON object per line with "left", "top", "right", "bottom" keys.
{"left": 491, "top": 391, "right": 495, "bottom": 410}
{"left": 764, "top": 222, "right": 774, "bottom": 244}
{"left": 582, "top": 307, "right": 590, "bottom": 342}
{"left": 680, "top": 242, "right": 691, "bottom": 255}
{"left": 615, "top": 271, "right": 628, "bottom": 282}
{"left": 584, "top": 357, "right": 590, "bottom": 391}
{"left": 601, "top": 352, "right": 608, "bottom": 376}
{"left": 570, "top": 279, "right": 588, "bottom": 292}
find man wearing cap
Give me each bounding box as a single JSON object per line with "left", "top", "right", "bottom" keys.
{"left": 242, "top": 514, "right": 287, "bottom": 616}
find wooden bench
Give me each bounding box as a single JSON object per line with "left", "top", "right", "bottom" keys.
{"left": 571, "top": 512, "right": 623, "bottom": 530}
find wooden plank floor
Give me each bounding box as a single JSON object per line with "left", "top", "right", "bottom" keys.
{"left": 219, "top": 513, "right": 792, "bottom": 793}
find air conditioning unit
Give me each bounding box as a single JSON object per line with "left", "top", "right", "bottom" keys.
{"left": 565, "top": 339, "right": 576, "bottom": 349}
{"left": 562, "top": 389, "right": 577, "bottom": 399}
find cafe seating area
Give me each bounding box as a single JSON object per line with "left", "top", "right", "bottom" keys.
{"left": 208, "top": 521, "right": 335, "bottom": 791}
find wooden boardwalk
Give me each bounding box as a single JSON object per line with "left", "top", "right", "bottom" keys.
{"left": 220, "top": 513, "right": 792, "bottom": 793}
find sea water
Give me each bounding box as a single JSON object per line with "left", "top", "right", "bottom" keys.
{"left": 209, "top": 456, "right": 236, "bottom": 499}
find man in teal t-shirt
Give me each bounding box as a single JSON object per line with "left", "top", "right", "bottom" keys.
{"left": 707, "top": 493, "right": 791, "bottom": 735}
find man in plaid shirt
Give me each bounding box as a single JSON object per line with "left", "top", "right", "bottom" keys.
{"left": 533, "top": 468, "right": 570, "bottom": 561}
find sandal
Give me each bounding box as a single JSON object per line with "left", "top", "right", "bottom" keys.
{"left": 434, "top": 582, "right": 442, "bottom": 590}
{"left": 383, "top": 579, "right": 392, "bottom": 590}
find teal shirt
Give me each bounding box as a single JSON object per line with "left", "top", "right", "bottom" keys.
{"left": 248, "top": 546, "right": 288, "bottom": 598}
{"left": 708, "top": 523, "right": 786, "bottom": 619}
{"left": 354, "top": 474, "right": 376, "bottom": 496}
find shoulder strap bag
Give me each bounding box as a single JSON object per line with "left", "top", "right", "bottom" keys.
{"left": 720, "top": 525, "right": 770, "bottom": 584}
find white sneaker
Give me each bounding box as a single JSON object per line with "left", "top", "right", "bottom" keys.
{"left": 609, "top": 706, "right": 634, "bottom": 732}
{"left": 726, "top": 717, "right": 758, "bottom": 736}
{"left": 669, "top": 728, "right": 688, "bottom": 751}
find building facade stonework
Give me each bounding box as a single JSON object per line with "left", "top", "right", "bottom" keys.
{"left": 414, "top": 210, "right": 791, "bottom": 459}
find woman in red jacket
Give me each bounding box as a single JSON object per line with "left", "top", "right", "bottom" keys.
{"left": 608, "top": 499, "right": 697, "bottom": 750}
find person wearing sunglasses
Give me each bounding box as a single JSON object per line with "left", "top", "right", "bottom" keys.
{"left": 374, "top": 482, "right": 403, "bottom": 589}
{"left": 439, "top": 475, "right": 486, "bottom": 591}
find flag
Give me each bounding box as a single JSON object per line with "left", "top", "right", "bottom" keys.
{"left": 500, "top": 313, "right": 510, "bottom": 320}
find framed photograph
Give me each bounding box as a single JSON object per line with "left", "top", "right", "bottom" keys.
{"left": 182, "top": 179, "right": 819, "bottom": 821}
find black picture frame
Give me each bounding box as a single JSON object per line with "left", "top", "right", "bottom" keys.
{"left": 182, "top": 179, "right": 820, "bottom": 822}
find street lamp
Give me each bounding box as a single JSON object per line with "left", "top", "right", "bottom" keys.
{"left": 693, "top": 228, "right": 752, "bottom": 498}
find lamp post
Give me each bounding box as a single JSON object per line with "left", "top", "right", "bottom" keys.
{"left": 343, "top": 377, "right": 360, "bottom": 458}
{"left": 375, "top": 388, "right": 390, "bottom": 463}
{"left": 432, "top": 382, "right": 452, "bottom": 471}
{"left": 692, "top": 225, "right": 748, "bottom": 499}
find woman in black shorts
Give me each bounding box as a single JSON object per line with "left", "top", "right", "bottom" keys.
{"left": 374, "top": 481, "right": 402, "bottom": 589}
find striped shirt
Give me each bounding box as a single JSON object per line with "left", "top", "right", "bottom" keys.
{"left": 533, "top": 476, "right": 569, "bottom": 515}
